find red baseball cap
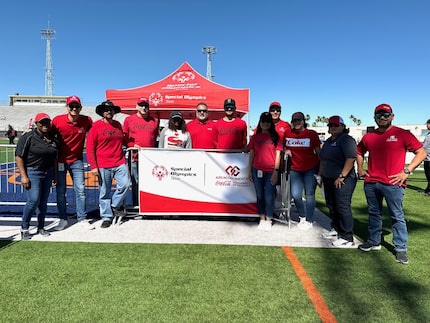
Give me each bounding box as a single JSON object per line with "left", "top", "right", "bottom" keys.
{"left": 35, "top": 113, "right": 51, "bottom": 122}
{"left": 137, "top": 97, "right": 149, "bottom": 106}
{"left": 66, "top": 95, "right": 81, "bottom": 106}
{"left": 374, "top": 103, "right": 392, "bottom": 114}
{"left": 269, "top": 101, "right": 281, "bottom": 109}
{"left": 327, "top": 116, "right": 345, "bottom": 126}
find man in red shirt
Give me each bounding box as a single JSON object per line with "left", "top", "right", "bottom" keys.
{"left": 187, "top": 102, "right": 215, "bottom": 149}
{"left": 268, "top": 101, "right": 290, "bottom": 144}
{"left": 51, "top": 95, "right": 94, "bottom": 230}
{"left": 213, "top": 98, "right": 247, "bottom": 150}
{"left": 123, "top": 97, "right": 159, "bottom": 205}
{"left": 357, "top": 103, "right": 426, "bottom": 264}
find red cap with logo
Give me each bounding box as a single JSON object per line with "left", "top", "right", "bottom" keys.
{"left": 374, "top": 103, "right": 392, "bottom": 114}
{"left": 66, "top": 95, "right": 81, "bottom": 106}
{"left": 35, "top": 113, "right": 51, "bottom": 122}
{"left": 137, "top": 97, "right": 149, "bottom": 106}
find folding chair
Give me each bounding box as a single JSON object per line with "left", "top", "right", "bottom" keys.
{"left": 273, "top": 152, "right": 292, "bottom": 228}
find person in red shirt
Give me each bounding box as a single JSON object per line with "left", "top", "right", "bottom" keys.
{"left": 187, "top": 102, "right": 215, "bottom": 149}
{"left": 268, "top": 101, "right": 290, "bottom": 143}
{"left": 213, "top": 98, "right": 247, "bottom": 150}
{"left": 51, "top": 95, "right": 94, "bottom": 230}
{"left": 86, "top": 101, "right": 131, "bottom": 228}
{"left": 123, "top": 97, "right": 159, "bottom": 205}
{"left": 357, "top": 103, "right": 426, "bottom": 264}
{"left": 284, "top": 112, "right": 321, "bottom": 231}
{"left": 248, "top": 112, "right": 283, "bottom": 231}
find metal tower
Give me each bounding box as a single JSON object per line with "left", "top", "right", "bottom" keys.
{"left": 202, "top": 46, "right": 216, "bottom": 80}
{"left": 41, "top": 26, "right": 55, "bottom": 96}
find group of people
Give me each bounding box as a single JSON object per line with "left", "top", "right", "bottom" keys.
{"left": 247, "top": 102, "right": 426, "bottom": 265}
{"left": 14, "top": 96, "right": 429, "bottom": 264}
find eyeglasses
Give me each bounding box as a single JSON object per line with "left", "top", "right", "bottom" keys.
{"left": 270, "top": 108, "right": 281, "bottom": 113}
{"left": 375, "top": 112, "right": 391, "bottom": 119}
{"left": 69, "top": 104, "right": 81, "bottom": 110}
{"left": 197, "top": 109, "right": 208, "bottom": 113}
{"left": 327, "top": 123, "right": 341, "bottom": 127}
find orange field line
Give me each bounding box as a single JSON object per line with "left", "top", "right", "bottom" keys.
{"left": 282, "top": 246, "right": 337, "bottom": 323}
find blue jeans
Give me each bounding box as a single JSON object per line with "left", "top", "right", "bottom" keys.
{"left": 22, "top": 167, "right": 54, "bottom": 230}
{"left": 364, "top": 182, "right": 407, "bottom": 252}
{"left": 323, "top": 175, "right": 357, "bottom": 241}
{"left": 98, "top": 164, "right": 131, "bottom": 221}
{"left": 252, "top": 168, "right": 276, "bottom": 219}
{"left": 56, "top": 160, "right": 86, "bottom": 221}
{"left": 290, "top": 167, "right": 318, "bottom": 222}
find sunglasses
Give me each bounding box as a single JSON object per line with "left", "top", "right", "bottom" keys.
{"left": 69, "top": 104, "right": 81, "bottom": 110}
{"left": 138, "top": 103, "right": 149, "bottom": 108}
{"left": 375, "top": 112, "right": 391, "bottom": 119}
{"left": 270, "top": 108, "right": 281, "bottom": 113}
{"left": 197, "top": 109, "right": 208, "bottom": 113}
{"left": 37, "top": 120, "right": 51, "bottom": 126}
{"left": 224, "top": 106, "right": 235, "bottom": 111}
{"left": 327, "top": 123, "right": 341, "bottom": 127}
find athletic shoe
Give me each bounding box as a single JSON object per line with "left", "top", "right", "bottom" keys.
{"left": 322, "top": 228, "right": 338, "bottom": 239}
{"left": 77, "top": 220, "right": 95, "bottom": 230}
{"left": 264, "top": 220, "right": 272, "bottom": 232}
{"left": 54, "top": 219, "right": 68, "bottom": 231}
{"left": 257, "top": 220, "right": 266, "bottom": 230}
{"left": 21, "top": 230, "right": 31, "bottom": 240}
{"left": 298, "top": 219, "right": 313, "bottom": 231}
{"left": 358, "top": 241, "right": 381, "bottom": 252}
{"left": 37, "top": 229, "right": 51, "bottom": 237}
{"left": 395, "top": 251, "right": 409, "bottom": 265}
{"left": 332, "top": 238, "right": 354, "bottom": 248}
{"left": 100, "top": 220, "right": 112, "bottom": 229}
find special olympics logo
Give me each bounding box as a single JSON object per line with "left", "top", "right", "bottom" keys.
{"left": 149, "top": 92, "right": 163, "bottom": 106}
{"left": 172, "top": 71, "right": 195, "bottom": 83}
{"left": 152, "top": 165, "right": 168, "bottom": 181}
{"left": 225, "top": 165, "right": 240, "bottom": 177}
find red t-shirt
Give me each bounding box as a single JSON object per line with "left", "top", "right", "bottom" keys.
{"left": 86, "top": 119, "right": 127, "bottom": 170}
{"left": 51, "top": 114, "right": 93, "bottom": 164}
{"left": 123, "top": 114, "right": 159, "bottom": 148}
{"left": 248, "top": 132, "right": 283, "bottom": 172}
{"left": 213, "top": 118, "right": 247, "bottom": 150}
{"left": 274, "top": 119, "right": 290, "bottom": 144}
{"left": 284, "top": 128, "right": 321, "bottom": 171}
{"left": 187, "top": 119, "right": 216, "bottom": 149}
{"left": 357, "top": 126, "right": 423, "bottom": 186}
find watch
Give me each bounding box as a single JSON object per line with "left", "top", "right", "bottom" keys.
{"left": 338, "top": 174, "right": 345, "bottom": 178}
{"left": 403, "top": 168, "right": 411, "bottom": 175}
{"left": 274, "top": 169, "right": 279, "bottom": 172}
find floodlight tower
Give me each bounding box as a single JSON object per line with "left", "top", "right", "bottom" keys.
{"left": 202, "top": 46, "right": 216, "bottom": 80}
{"left": 41, "top": 25, "right": 55, "bottom": 96}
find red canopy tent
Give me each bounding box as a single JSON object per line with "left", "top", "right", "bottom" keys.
{"left": 105, "top": 62, "right": 249, "bottom": 120}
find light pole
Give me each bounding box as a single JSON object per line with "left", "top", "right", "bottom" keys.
{"left": 202, "top": 46, "right": 216, "bottom": 80}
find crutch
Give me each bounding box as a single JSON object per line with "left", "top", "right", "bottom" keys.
{"left": 273, "top": 152, "right": 292, "bottom": 228}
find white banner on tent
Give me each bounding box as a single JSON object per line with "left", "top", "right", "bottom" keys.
{"left": 138, "top": 149, "right": 258, "bottom": 216}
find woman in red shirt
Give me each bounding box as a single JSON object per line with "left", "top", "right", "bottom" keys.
{"left": 284, "top": 112, "right": 321, "bottom": 231}
{"left": 248, "top": 112, "right": 283, "bottom": 231}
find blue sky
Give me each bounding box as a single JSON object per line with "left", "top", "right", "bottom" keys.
{"left": 0, "top": 0, "right": 429, "bottom": 127}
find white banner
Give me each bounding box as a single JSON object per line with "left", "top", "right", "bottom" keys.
{"left": 138, "top": 149, "right": 257, "bottom": 216}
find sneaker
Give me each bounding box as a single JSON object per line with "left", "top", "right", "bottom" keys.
{"left": 100, "top": 220, "right": 112, "bottom": 229}
{"left": 298, "top": 218, "right": 313, "bottom": 231}
{"left": 21, "top": 230, "right": 31, "bottom": 240}
{"left": 332, "top": 238, "right": 354, "bottom": 248}
{"left": 77, "top": 220, "right": 95, "bottom": 230}
{"left": 358, "top": 241, "right": 381, "bottom": 252}
{"left": 395, "top": 251, "right": 409, "bottom": 265}
{"left": 54, "top": 219, "right": 68, "bottom": 231}
{"left": 37, "top": 228, "right": 51, "bottom": 237}
{"left": 257, "top": 220, "right": 266, "bottom": 230}
{"left": 322, "top": 228, "right": 338, "bottom": 239}
{"left": 263, "top": 220, "right": 272, "bottom": 232}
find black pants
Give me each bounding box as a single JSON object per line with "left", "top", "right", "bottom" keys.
{"left": 424, "top": 160, "right": 430, "bottom": 192}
